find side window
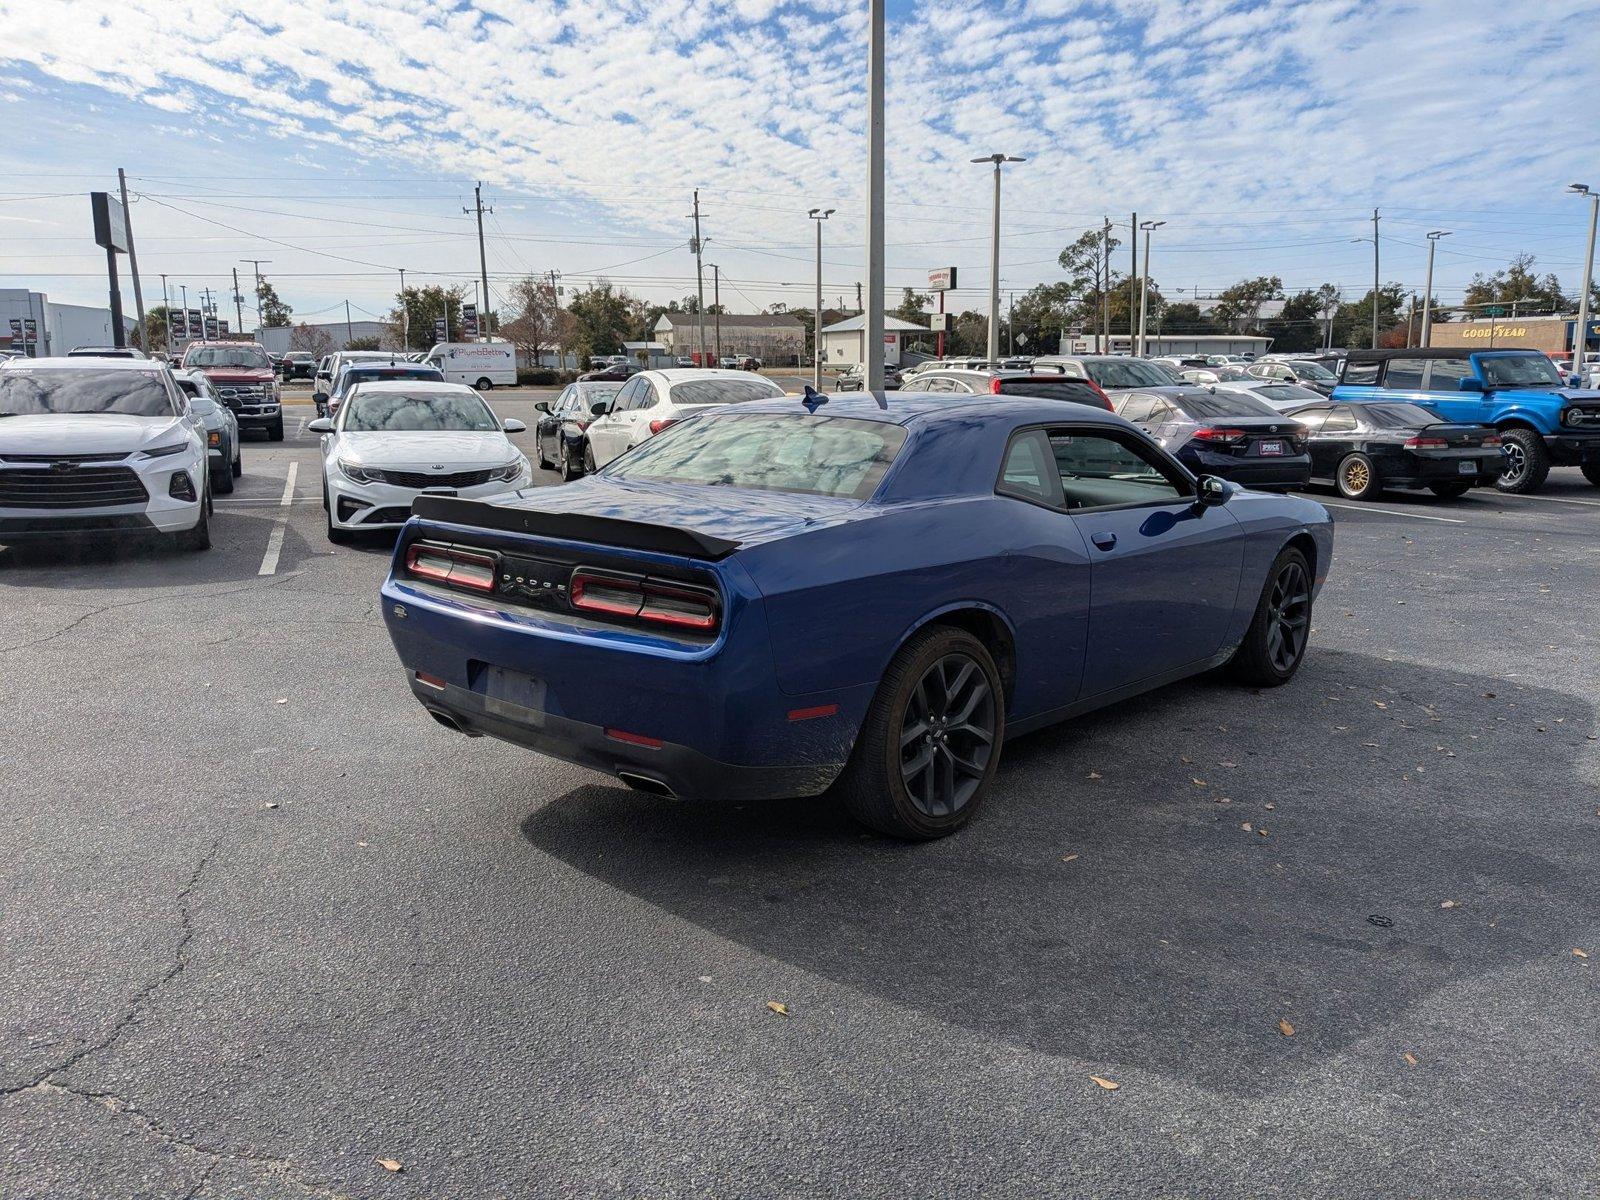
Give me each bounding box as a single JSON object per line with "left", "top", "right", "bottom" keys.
{"left": 1147, "top": 400, "right": 1177, "bottom": 423}
{"left": 996, "top": 430, "right": 1063, "bottom": 507}
{"left": 919, "top": 376, "right": 953, "bottom": 393}
{"left": 1425, "top": 358, "right": 1474, "bottom": 392}
{"left": 1382, "top": 358, "right": 1428, "bottom": 390}
{"left": 611, "top": 378, "right": 642, "bottom": 412}
{"left": 635, "top": 379, "right": 660, "bottom": 410}
{"left": 1292, "top": 407, "right": 1331, "bottom": 431}
{"left": 1342, "top": 361, "right": 1380, "bottom": 386}
{"left": 1118, "top": 393, "right": 1157, "bottom": 423}
{"left": 1322, "top": 408, "right": 1356, "bottom": 433}
{"left": 946, "top": 378, "right": 977, "bottom": 394}
{"left": 1049, "top": 430, "right": 1188, "bottom": 510}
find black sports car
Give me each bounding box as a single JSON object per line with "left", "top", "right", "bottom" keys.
{"left": 1286, "top": 400, "right": 1503, "bottom": 500}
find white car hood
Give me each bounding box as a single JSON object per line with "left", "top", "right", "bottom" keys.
{"left": 334, "top": 430, "right": 515, "bottom": 468}
{"left": 0, "top": 413, "right": 187, "bottom": 456}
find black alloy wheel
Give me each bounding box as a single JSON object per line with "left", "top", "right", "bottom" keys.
{"left": 898, "top": 652, "right": 998, "bottom": 819}
{"left": 1263, "top": 559, "right": 1311, "bottom": 675}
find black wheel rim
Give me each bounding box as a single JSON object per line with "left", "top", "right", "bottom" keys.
{"left": 1265, "top": 561, "right": 1310, "bottom": 673}
{"left": 898, "top": 653, "right": 996, "bottom": 818}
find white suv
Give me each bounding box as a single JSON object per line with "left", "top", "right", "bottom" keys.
{"left": 0, "top": 357, "right": 211, "bottom": 551}
{"left": 583, "top": 369, "right": 785, "bottom": 469}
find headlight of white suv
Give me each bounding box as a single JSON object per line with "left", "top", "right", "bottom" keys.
{"left": 142, "top": 441, "right": 190, "bottom": 458}
{"left": 338, "top": 459, "right": 377, "bottom": 484}
{"left": 491, "top": 456, "right": 528, "bottom": 482}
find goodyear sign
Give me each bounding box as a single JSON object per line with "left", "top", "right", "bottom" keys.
{"left": 1461, "top": 326, "right": 1526, "bottom": 340}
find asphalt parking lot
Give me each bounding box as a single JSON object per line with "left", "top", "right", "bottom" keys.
{"left": 3, "top": 398, "right": 1598, "bottom": 1198}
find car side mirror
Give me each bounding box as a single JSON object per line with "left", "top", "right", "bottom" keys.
{"left": 502, "top": 418, "right": 526, "bottom": 433}
{"left": 1457, "top": 377, "right": 1484, "bottom": 392}
{"left": 313, "top": 391, "right": 328, "bottom": 404}
{"left": 590, "top": 400, "right": 612, "bottom": 416}
{"left": 307, "top": 417, "right": 334, "bottom": 433}
{"left": 1195, "top": 475, "right": 1230, "bottom": 509}
{"left": 534, "top": 401, "right": 551, "bottom": 413}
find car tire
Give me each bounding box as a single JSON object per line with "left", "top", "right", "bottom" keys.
{"left": 212, "top": 462, "right": 235, "bottom": 494}
{"left": 172, "top": 489, "right": 211, "bottom": 553}
{"left": 1427, "top": 481, "right": 1472, "bottom": 500}
{"left": 232, "top": 447, "right": 243, "bottom": 478}
{"left": 268, "top": 415, "right": 284, "bottom": 442}
{"left": 583, "top": 444, "right": 597, "bottom": 474}
{"left": 1227, "top": 546, "right": 1312, "bottom": 687}
{"left": 475, "top": 377, "right": 493, "bottom": 391}
{"left": 326, "top": 508, "right": 353, "bottom": 545}
{"left": 1335, "top": 452, "right": 1381, "bottom": 500}
{"left": 831, "top": 625, "right": 1005, "bottom": 841}
{"left": 1495, "top": 428, "right": 1549, "bottom": 494}
{"left": 561, "top": 449, "right": 582, "bottom": 481}
{"left": 1580, "top": 462, "right": 1600, "bottom": 488}
{"left": 535, "top": 438, "right": 552, "bottom": 470}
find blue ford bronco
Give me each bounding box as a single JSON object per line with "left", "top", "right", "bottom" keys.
{"left": 1331, "top": 348, "right": 1600, "bottom": 493}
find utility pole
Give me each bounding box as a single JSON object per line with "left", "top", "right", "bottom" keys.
{"left": 179, "top": 284, "right": 189, "bottom": 351}
{"left": 855, "top": 281, "right": 863, "bottom": 313}
{"left": 1128, "top": 211, "right": 1138, "bottom": 353}
{"left": 231, "top": 268, "right": 245, "bottom": 334}
{"left": 808, "top": 209, "right": 834, "bottom": 388}
{"left": 345, "top": 300, "right": 354, "bottom": 348}
{"left": 1136, "top": 219, "right": 1165, "bottom": 358}
{"left": 240, "top": 259, "right": 271, "bottom": 331}
{"left": 865, "top": 0, "right": 886, "bottom": 390}
{"left": 1101, "top": 216, "right": 1112, "bottom": 352}
{"left": 1569, "top": 184, "right": 1599, "bottom": 379}
{"left": 466, "top": 183, "right": 493, "bottom": 341}
{"left": 1371, "top": 207, "right": 1381, "bottom": 349}
{"left": 972, "top": 153, "right": 1025, "bottom": 365}
{"left": 710, "top": 264, "right": 723, "bottom": 364}
{"left": 118, "top": 168, "right": 148, "bottom": 351}
{"left": 1421, "top": 230, "right": 1449, "bottom": 348}
{"left": 691, "top": 190, "right": 707, "bottom": 366}
{"left": 1405, "top": 291, "right": 1417, "bottom": 348}
{"left": 198, "top": 288, "right": 217, "bottom": 341}
{"left": 398, "top": 268, "right": 408, "bottom": 350}
{"left": 159, "top": 274, "right": 172, "bottom": 358}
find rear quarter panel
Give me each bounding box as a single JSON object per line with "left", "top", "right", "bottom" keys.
{"left": 1217, "top": 490, "right": 1334, "bottom": 646}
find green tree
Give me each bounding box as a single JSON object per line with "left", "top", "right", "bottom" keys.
{"left": 1463, "top": 253, "right": 1568, "bottom": 315}
{"left": 388, "top": 284, "right": 467, "bottom": 351}
{"left": 142, "top": 305, "right": 174, "bottom": 352}
{"left": 1333, "top": 284, "right": 1408, "bottom": 349}
{"left": 1159, "top": 302, "right": 1220, "bottom": 335}
{"left": 565, "top": 282, "right": 638, "bottom": 362}
{"left": 346, "top": 336, "right": 382, "bottom": 351}
{"left": 893, "top": 288, "right": 929, "bottom": 323}
{"left": 1261, "top": 290, "right": 1325, "bottom": 353}
{"left": 255, "top": 278, "right": 293, "bottom": 327}
{"left": 1210, "top": 275, "right": 1284, "bottom": 330}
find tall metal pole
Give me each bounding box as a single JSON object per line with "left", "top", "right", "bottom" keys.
{"left": 692, "top": 190, "right": 707, "bottom": 366}
{"left": 398, "top": 268, "right": 408, "bottom": 350}
{"left": 159, "top": 274, "right": 172, "bottom": 357}
{"left": 1136, "top": 220, "right": 1165, "bottom": 358}
{"left": 1568, "top": 185, "right": 1599, "bottom": 379}
{"left": 711, "top": 264, "right": 722, "bottom": 364}
{"left": 179, "top": 284, "right": 188, "bottom": 353}
{"left": 117, "top": 168, "right": 147, "bottom": 352}
{"left": 972, "top": 154, "right": 1024, "bottom": 365}
{"left": 1371, "top": 207, "right": 1381, "bottom": 349}
{"left": 1101, "top": 216, "right": 1111, "bottom": 352}
{"left": 1128, "top": 211, "right": 1137, "bottom": 352}
{"left": 241, "top": 259, "right": 271, "bottom": 331}
{"left": 1421, "top": 231, "right": 1449, "bottom": 348}
{"left": 808, "top": 208, "right": 833, "bottom": 388}
{"left": 865, "top": 0, "right": 886, "bottom": 390}
{"left": 345, "top": 300, "right": 354, "bottom": 347}
{"left": 468, "top": 182, "right": 493, "bottom": 341}
{"left": 232, "top": 267, "right": 245, "bottom": 334}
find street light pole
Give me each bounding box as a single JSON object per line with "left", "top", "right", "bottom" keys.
{"left": 1569, "top": 184, "right": 1599, "bottom": 380}
{"left": 398, "top": 268, "right": 408, "bottom": 350}
{"left": 1371, "top": 208, "right": 1381, "bottom": 348}
{"left": 808, "top": 207, "right": 834, "bottom": 389}
{"left": 972, "top": 154, "right": 1025, "bottom": 365}
{"left": 865, "top": 0, "right": 886, "bottom": 390}
{"left": 159, "top": 274, "right": 172, "bottom": 358}
{"left": 1421, "top": 230, "right": 1450, "bottom": 347}
{"left": 1136, "top": 219, "right": 1165, "bottom": 357}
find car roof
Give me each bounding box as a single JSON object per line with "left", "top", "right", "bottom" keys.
{"left": 344, "top": 379, "right": 476, "bottom": 394}
{"left": 1, "top": 355, "right": 167, "bottom": 372}
{"left": 728, "top": 390, "right": 1129, "bottom": 430}
{"left": 646, "top": 368, "right": 767, "bottom": 383}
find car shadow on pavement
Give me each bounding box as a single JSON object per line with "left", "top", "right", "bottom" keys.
{"left": 521, "top": 648, "right": 1599, "bottom": 1093}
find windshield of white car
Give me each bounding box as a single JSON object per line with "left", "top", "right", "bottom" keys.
{"left": 667, "top": 378, "right": 786, "bottom": 405}
{"left": 0, "top": 368, "right": 177, "bottom": 417}
{"left": 608, "top": 412, "right": 907, "bottom": 499}
{"left": 1083, "top": 360, "right": 1186, "bottom": 388}
{"left": 1479, "top": 354, "right": 1561, "bottom": 389}
{"left": 1286, "top": 360, "right": 1336, "bottom": 381}
{"left": 342, "top": 392, "right": 499, "bottom": 432}
{"left": 184, "top": 346, "right": 271, "bottom": 370}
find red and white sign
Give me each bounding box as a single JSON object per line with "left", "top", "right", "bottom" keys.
{"left": 928, "top": 267, "right": 957, "bottom": 292}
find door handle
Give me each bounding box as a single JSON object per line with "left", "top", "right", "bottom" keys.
{"left": 1090, "top": 531, "right": 1117, "bottom": 551}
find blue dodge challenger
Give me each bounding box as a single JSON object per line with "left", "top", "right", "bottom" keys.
{"left": 380, "top": 393, "right": 1333, "bottom": 839}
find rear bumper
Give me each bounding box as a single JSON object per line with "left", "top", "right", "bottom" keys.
{"left": 1186, "top": 450, "right": 1311, "bottom": 489}
{"left": 1380, "top": 450, "right": 1503, "bottom": 486}
{"left": 407, "top": 675, "right": 841, "bottom": 802}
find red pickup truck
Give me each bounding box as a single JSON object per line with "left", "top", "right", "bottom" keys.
{"left": 180, "top": 342, "right": 283, "bottom": 440}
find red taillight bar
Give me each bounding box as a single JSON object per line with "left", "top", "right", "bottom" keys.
{"left": 1192, "top": 427, "right": 1246, "bottom": 445}
{"left": 1481, "top": 434, "right": 1502, "bottom": 446}
{"left": 1405, "top": 435, "right": 1449, "bottom": 449}
{"left": 405, "top": 543, "right": 499, "bottom": 593}
{"left": 570, "top": 570, "right": 718, "bottom": 631}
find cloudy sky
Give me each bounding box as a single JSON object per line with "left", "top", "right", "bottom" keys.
{"left": 2, "top": 0, "right": 1598, "bottom": 327}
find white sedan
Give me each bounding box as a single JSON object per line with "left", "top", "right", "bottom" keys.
{"left": 307, "top": 380, "right": 529, "bottom": 544}
{"left": 583, "top": 369, "right": 786, "bottom": 469}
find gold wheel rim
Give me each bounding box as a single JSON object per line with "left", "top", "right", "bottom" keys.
{"left": 1344, "top": 460, "right": 1369, "bottom": 491}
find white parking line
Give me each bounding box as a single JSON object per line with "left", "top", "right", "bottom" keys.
{"left": 1319, "top": 499, "right": 1465, "bottom": 524}
{"left": 257, "top": 462, "right": 298, "bottom": 576}
{"left": 1494, "top": 492, "right": 1600, "bottom": 509}
{"left": 295, "top": 416, "right": 308, "bottom": 437}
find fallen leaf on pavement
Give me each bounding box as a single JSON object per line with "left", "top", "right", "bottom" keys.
{"left": 1089, "top": 1075, "right": 1119, "bottom": 1091}
{"left": 1241, "top": 822, "right": 1253, "bottom": 832}
{"left": 263, "top": 802, "right": 278, "bottom": 810}
{"left": 1373, "top": 700, "right": 1388, "bottom": 709}
{"left": 274, "top": 697, "right": 288, "bottom": 705}
{"left": 766, "top": 1001, "right": 789, "bottom": 1016}
{"left": 1087, "top": 771, "right": 1102, "bottom": 780}
{"left": 1061, "top": 853, "right": 1079, "bottom": 862}
{"left": 1440, "top": 900, "right": 1458, "bottom": 909}
{"left": 1403, "top": 1052, "right": 1418, "bottom": 1066}
{"left": 376, "top": 1159, "right": 403, "bottom": 1173}
{"left": 1277, "top": 1018, "right": 1295, "bottom": 1037}
{"left": 1574, "top": 949, "right": 1589, "bottom": 959}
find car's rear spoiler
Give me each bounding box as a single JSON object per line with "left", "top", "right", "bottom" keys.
{"left": 410, "top": 495, "right": 742, "bottom": 561}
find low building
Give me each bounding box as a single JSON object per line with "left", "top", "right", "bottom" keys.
{"left": 1066, "top": 332, "right": 1272, "bottom": 357}
{"left": 0, "top": 288, "right": 134, "bottom": 356}
{"left": 622, "top": 341, "right": 675, "bottom": 368}
{"left": 653, "top": 313, "right": 804, "bottom": 364}
{"left": 1424, "top": 316, "right": 1586, "bottom": 356}
{"left": 819, "top": 314, "right": 929, "bottom": 368}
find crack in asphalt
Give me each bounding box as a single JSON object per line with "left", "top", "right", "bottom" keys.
{"left": 0, "top": 576, "right": 294, "bottom": 655}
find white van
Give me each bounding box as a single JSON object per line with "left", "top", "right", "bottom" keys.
{"left": 421, "top": 342, "right": 518, "bottom": 390}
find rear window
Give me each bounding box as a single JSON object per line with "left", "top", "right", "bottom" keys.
{"left": 1083, "top": 360, "right": 1185, "bottom": 388}
{"left": 607, "top": 413, "right": 907, "bottom": 500}
{"left": 666, "top": 378, "right": 785, "bottom": 406}
{"left": 1360, "top": 403, "right": 1436, "bottom": 428}
{"left": 995, "top": 379, "right": 1108, "bottom": 407}
{"left": 1255, "top": 383, "right": 1323, "bottom": 403}
{"left": 1175, "top": 391, "right": 1280, "bottom": 418}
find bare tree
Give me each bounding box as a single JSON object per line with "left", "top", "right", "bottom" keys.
{"left": 287, "top": 322, "right": 335, "bottom": 359}
{"left": 504, "top": 274, "right": 565, "bottom": 367}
